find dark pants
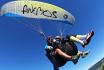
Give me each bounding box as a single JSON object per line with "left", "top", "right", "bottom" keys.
{"left": 46, "top": 50, "right": 67, "bottom": 70}
{"left": 46, "top": 51, "right": 59, "bottom": 70}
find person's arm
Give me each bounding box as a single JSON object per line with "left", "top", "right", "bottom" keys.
{"left": 46, "top": 46, "right": 53, "bottom": 50}
{"left": 45, "top": 37, "right": 53, "bottom": 50}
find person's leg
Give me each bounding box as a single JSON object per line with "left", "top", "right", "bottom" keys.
{"left": 55, "top": 48, "right": 72, "bottom": 60}
{"left": 76, "top": 31, "right": 94, "bottom": 40}
{"left": 52, "top": 58, "right": 59, "bottom": 70}
{"left": 70, "top": 31, "right": 94, "bottom": 48}
{"left": 55, "top": 48, "right": 79, "bottom": 64}
{"left": 70, "top": 36, "right": 85, "bottom": 45}
{"left": 53, "top": 65, "right": 59, "bottom": 70}
{"left": 55, "top": 48, "right": 80, "bottom": 61}
{"left": 51, "top": 56, "right": 59, "bottom": 70}
{"left": 46, "top": 53, "right": 59, "bottom": 70}
{"left": 76, "top": 35, "right": 87, "bottom": 39}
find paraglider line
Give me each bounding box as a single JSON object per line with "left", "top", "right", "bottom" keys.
{"left": 13, "top": 18, "right": 47, "bottom": 41}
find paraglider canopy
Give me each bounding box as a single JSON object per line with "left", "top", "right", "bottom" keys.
{"left": 0, "top": 1, "right": 75, "bottom": 24}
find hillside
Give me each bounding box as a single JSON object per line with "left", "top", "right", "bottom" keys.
{"left": 88, "top": 58, "right": 104, "bottom": 70}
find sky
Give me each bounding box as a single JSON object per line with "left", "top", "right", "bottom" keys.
{"left": 0, "top": 0, "right": 104, "bottom": 70}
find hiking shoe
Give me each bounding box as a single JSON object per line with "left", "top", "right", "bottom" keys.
{"left": 72, "top": 55, "right": 80, "bottom": 64}
{"left": 81, "top": 50, "right": 90, "bottom": 58}
{"left": 86, "top": 31, "right": 94, "bottom": 45}
{"left": 82, "top": 40, "right": 87, "bottom": 48}
{"left": 82, "top": 31, "right": 94, "bottom": 48}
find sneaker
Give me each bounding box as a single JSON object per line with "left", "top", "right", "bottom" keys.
{"left": 81, "top": 50, "right": 90, "bottom": 58}
{"left": 82, "top": 40, "right": 87, "bottom": 48}
{"left": 72, "top": 55, "right": 80, "bottom": 64}
{"left": 86, "top": 31, "right": 94, "bottom": 45}
{"left": 82, "top": 31, "right": 94, "bottom": 48}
